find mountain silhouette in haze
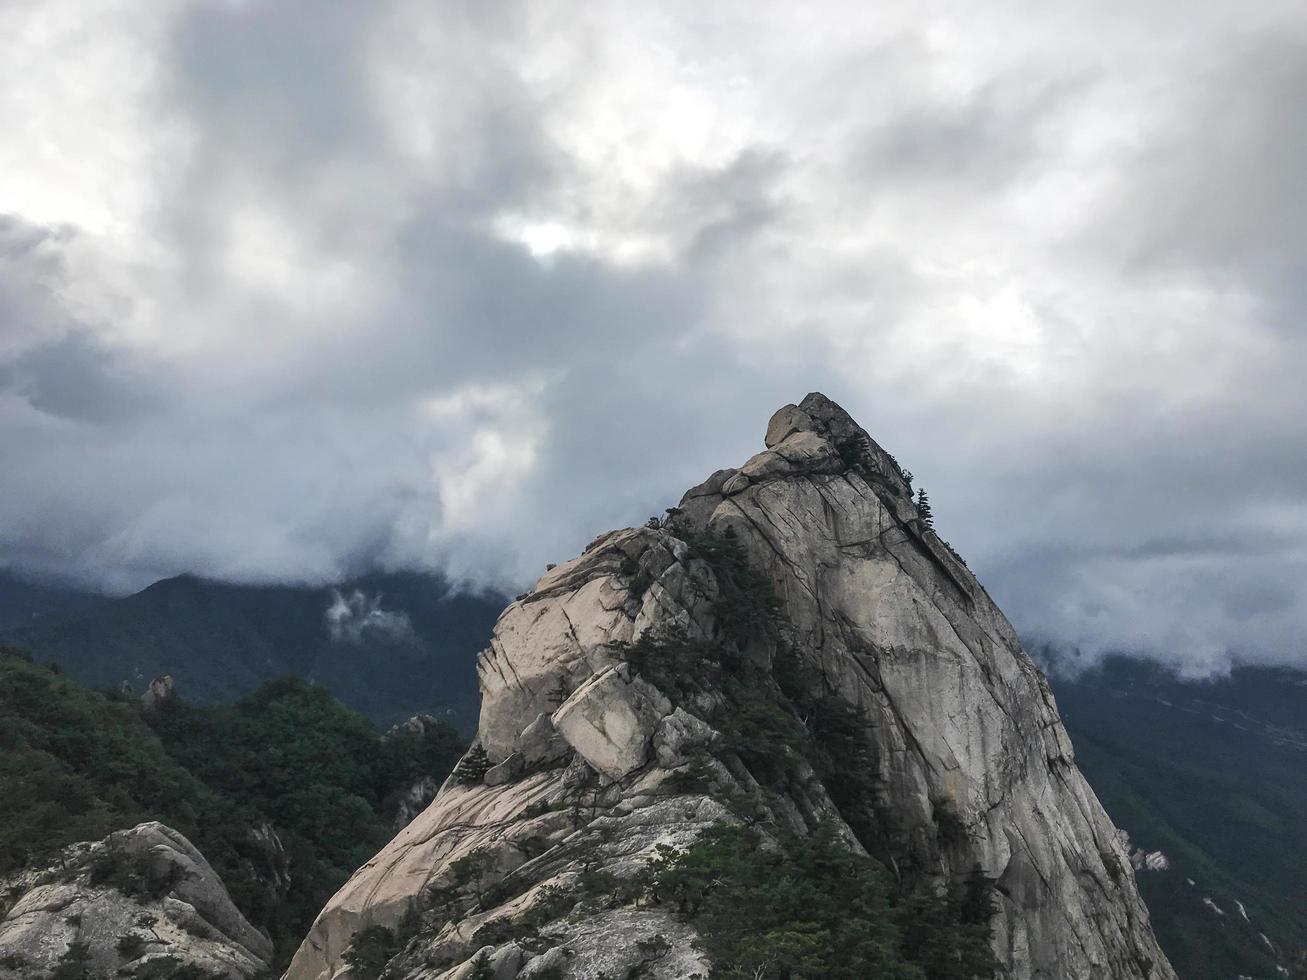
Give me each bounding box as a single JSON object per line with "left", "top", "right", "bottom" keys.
{"left": 0, "top": 569, "right": 504, "bottom": 730}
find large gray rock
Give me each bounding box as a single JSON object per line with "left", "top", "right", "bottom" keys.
{"left": 764, "top": 402, "right": 815, "bottom": 447}
{"left": 652, "top": 707, "right": 717, "bottom": 769}
{"left": 0, "top": 822, "right": 271, "bottom": 980}
{"left": 140, "top": 674, "right": 175, "bottom": 710}
{"left": 484, "top": 752, "right": 526, "bottom": 786}
{"left": 551, "top": 664, "right": 671, "bottom": 779}
{"left": 515, "top": 712, "right": 570, "bottom": 767}
{"left": 284, "top": 393, "right": 1175, "bottom": 980}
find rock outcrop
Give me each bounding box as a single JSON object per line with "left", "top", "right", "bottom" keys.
{"left": 285, "top": 393, "right": 1175, "bottom": 980}
{"left": 0, "top": 821, "right": 272, "bottom": 979}
{"left": 140, "top": 674, "right": 176, "bottom": 710}
{"left": 386, "top": 715, "right": 454, "bottom": 831}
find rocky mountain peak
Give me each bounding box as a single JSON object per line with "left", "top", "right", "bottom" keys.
{"left": 285, "top": 394, "right": 1174, "bottom": 980}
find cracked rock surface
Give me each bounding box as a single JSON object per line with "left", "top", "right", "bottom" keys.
{"left": 0, "top": 822, "right": 272, "bottom": 980}
{"left": 284, "top": 393, "right": 1174, "bottom": 980}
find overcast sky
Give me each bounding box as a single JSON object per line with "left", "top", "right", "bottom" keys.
{"left": 2, "top": 1, "right": 1305, "bottom": 673}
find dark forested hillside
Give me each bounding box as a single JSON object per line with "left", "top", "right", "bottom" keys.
{"left": 0, "top": 647, "right": 465, "bottom": 966}
{"left": 1047, "top": 655, "right": 1307, "bottom": 980}
{"left": 0, "top": 570, "right": 108, "bottom": 631}
{"left": 0, "top": 570, "right": 503, "bottom": 730}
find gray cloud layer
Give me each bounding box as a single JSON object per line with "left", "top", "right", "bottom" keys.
{"left": 1, "top": 1, "right": 1305, "bottom": 674}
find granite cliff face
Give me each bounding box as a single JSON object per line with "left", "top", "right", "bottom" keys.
{"left": 0, "top": 822, "right": 272, "bottom": 979}
{"left": 285, "top": 393, "right": 1174, "bottom": 980}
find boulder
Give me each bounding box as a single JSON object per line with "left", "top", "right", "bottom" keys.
{"left": 551, "top": 664, "right": 671, "bottom": 779}
{"left": 484, "top": 752, "right": 526, "bottom": 786}
{"left": 720, "top": 471, "right": 751, "bottom": 495}
{"left": 653, "top": 708, "right": 717, "bottom": 768}
{"left": 140, "top": 674, "right": 175, "bottom": 709}
{"left": 764, "top": 403, "right": 815, "bottom": 447}
{"left": 517, "top": 712, "right": 570, "bottom": 767}
{"left": 0, "top": 822, "right": 271, "bottom": 980}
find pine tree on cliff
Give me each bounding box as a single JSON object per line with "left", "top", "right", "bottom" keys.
{"left": 467, "top": 952, "right": 495, "bottom": 980}
{"left": 916, "top": 487, "right": 935, "bottom": 529}
{"left": 452, "top": 744, "right": 490, "bottom": 785}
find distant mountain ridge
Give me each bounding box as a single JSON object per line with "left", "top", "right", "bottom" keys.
{"left": 0, "top": 570, "right": 109, "bottom": 631}
{"left": 0, "top": 569, "right": 502, "bottom": 730}
{"left": 1046, "top": 655, "right": 1307, "bottom": 979}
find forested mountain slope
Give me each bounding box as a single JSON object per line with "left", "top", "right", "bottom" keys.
{"left": 1047, "top": 656, "right": 1307, "bottom": 980}
{"left": 0, "top": 571, "right": 501, "bottom": 730}
{"left": 0, "top": 647, "right": 465, "bottom": 967}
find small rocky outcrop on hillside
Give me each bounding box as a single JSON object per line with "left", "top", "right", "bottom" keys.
{"left": 285, "top": 394, "right": 1175, "bottom": 980}
{"left": 386, "top": 715, "right": 452, "bottom": 831}
{"left": 140, "top": 674, "right": 176, "bottom": 710}
{"left": 0, "top": 822, "right": 272, "bottom": 979}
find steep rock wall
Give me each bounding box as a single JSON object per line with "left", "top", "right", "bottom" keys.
{"left": 285, "top": 394, "right": 1174, "bottom": 980}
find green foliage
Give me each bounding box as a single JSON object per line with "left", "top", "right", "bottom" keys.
{"left": 341, "top": 904, "right": 427, "bottom": 980}
{"left": 932, "top": 802, "right": 969, "bottom": 849}
{"left": 116, "top": 930, "right": 148, "bottom": 960}
{"left": 448, "top": 848, "right": 498, "bottom": 905}
{"left": 343, "top": 925, "right": 399, "bottom": 980}
{"left": 0, "top": 646, "right": 214, "bottom": 875}
{"left": 915, "top": 488, "right": 934, "bottom": 529}
{"left": 376, "top": 719, "right": 466, "bottom": 804}
{"left": 937, "top": 538, "right": 968, "bottom": 568}
{"left": 648, "top": 823, "right": 997, "bottom": 980}
{"left": 49, "top": 940, "right": 92, "bottom": 980}
{"left": 125, "top": 955, "right": 220, "bottom": 980}
{"left": 87, "top": 843, "right": 189, "bottom": 901}
{"left": 453, "top": 744, "right": 491, "bottom": 785}
{"left": 618, "top": 528, "right": 884, "bottom": 849}
{"left": 0, "top": 649, "right": 465, "bottom": 970}
{"left": 0, "top": 571, "right": 500, "bottom": 731}
{"left": 1053, "top": 657, "right": 1307, "bottom": 979}
{"left": 680, "top": 525, "right": 783, "bottom": 646}
{"left": 469, "top": 886, "right": 575, "bottom": 948}
{"left": 146, "top": 677, "right": 464, "bottom": 965}
{"left": 522, "top": 799, "right": 558, "bottom": 819}
{"left": 623, "top": 531, "right": 994, "bottom": 978}
{"left": 896, "top": 865, "right": 998, "bottom": 980}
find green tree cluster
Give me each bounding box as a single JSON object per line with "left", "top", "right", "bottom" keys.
{"left": 0, "top": 647, "right": 464, "bottom": 968}
{"left": 620, "top": 528, "right": 997, "bottom": 978}
{"left": 649, "top": 823, "right": 997, "bottom": 980}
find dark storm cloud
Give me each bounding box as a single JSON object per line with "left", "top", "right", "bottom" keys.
{"left": 1, "top": 2, "right": 1305, "bottom": 674}
{"left": 2, "top": 328, "right": 165, "bottom": 424}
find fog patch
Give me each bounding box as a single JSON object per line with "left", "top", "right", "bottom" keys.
{"left": 325, "top": 589, "right": 416, "bottom": 645}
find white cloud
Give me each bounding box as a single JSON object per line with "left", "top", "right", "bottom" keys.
{"left": 326, "top": 589, "right": 416, "bottom": 645}
{"left": 1, "top": 0, "right": 1306, "bottom": 671}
